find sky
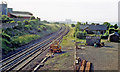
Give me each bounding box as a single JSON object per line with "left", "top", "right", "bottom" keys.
{"left": 2, "top": 0, "right": 120, "bottom": 23}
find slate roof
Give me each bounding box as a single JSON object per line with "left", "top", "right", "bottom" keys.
{"left": 79, "top": 25, "right": 89, "bottom": 30}
{"left": 88, "top": 25, "right": 107, "bottom": 31}
{"left": 80, "top": 25, "right": 107, "bottom": 31}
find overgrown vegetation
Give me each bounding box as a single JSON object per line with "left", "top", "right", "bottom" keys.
{"left": 73, "top": 22, "right": 87, "bottom": 39}
{"left": 0, "top": 15, "right": 14, "bottom": 23}
{"left": 12, "top": 34, "right": 40, "bottom": 47}
{"left": 2, "top": 15, "right": 61, "bottom": 53}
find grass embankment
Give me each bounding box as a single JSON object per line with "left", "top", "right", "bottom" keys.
{"left": 2, "top": 19, "right": 61, "bottom": 53}
{"left": 12, "top": 34, "right": 40, "bottom": 46}
{"left": 60, "top": 25, "right": 75, "bottom": 47}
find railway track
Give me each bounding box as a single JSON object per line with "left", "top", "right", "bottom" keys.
{"left": 32, "top": 25, "right": 69, "bottom": 72}
{"left": 0, "top": 25, "right": 69, "bottom": 71}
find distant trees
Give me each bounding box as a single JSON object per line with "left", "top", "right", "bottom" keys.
{"left": 91, "top": 23, "right": 95, "bottom": 25}
{"left": 53, "top": 22, "right": 60, "bottom": 24}
{"left": 77, "top": 21, "right": 81, "bottom": 25}
{"left": 41, "top": 20, "right": 50, "bottom": 24}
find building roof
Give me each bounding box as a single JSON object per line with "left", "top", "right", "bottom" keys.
{"left": 79, "top": 24, "right": 107, "bottom": 31}
{"left": 10, "top": 11, "right": 33, "bottom": 17}
{"left": 79, "top": 25, "right": 89, "bottom": 30}
{"left": 88, "top": 25, "right": 107, "bottom": 31}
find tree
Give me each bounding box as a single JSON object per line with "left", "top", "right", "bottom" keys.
{"left": 114, "top": 24, "right": 118, "bottom": 29}
{"left": 118, "top": 30, "right": 120, "bottom": 35}
{"left": 76, "top": 31, "right": 87, "bottom": 39}
{"left": 103, "top": 22, "right": 111, "bottom": 29}
{"left": 109, "top": 25, "right": 114, "bottom": 28}
{"left": 77, "top": 21, "right": 81, "bottom": 25}
{"left": 75, "top": 22, "right": 81, "bottom": 32}
{"left": 86, "top": 22, "right": 88, "bottom": 24}
{"left": 71, "top": 24, "right": 75, "bottom": 27}
{"left": 91, "top": 23, "right": 95, "bottom": 25}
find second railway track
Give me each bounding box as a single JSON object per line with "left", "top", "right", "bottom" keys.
{"left": 1, "top": 25, "right": 69, "bottom": 71}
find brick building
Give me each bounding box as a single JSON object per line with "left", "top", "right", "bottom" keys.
{"left": 0, "top": 1, "right": 33, "bottom": 19}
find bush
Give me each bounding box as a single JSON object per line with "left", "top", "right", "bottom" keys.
{"left": 1, "top": 15, "right": 14, "bottom": 23}
{"left": 108, "top": 28, "right": 114, "bottom": 34}
{"left": 103, "top": 30, "right": 109, "bottom": 36}
{"left": 30, "top": 16, "right": 35, "bottom": 20}
{"left": 12, "top": 34, "right": 40, "bottom": 47}
{"left": 17, "top": 21, "right": 22, "bottom": 24}
{"left": 71, "top": 24, "right": 75, "bottom": 27}
{"left": 101, "top": 36, "right": 108, "bottom": 39}
{"left": 118, "top": 30, "right": 120, "bottom": 35}
{"left": 10, "top": 21, "right": 15, "bottom": 23}
{"left": 1, "top": 32, "right": 11, "bottom": 41}
{"left": 29, "top": 20, "right": 36, "bottom": 25}
{"left": 76, "top": 31, "right": 87, "bottom": 39}
{"left": 23, "top": 20, "right": 29, "bottom": 25}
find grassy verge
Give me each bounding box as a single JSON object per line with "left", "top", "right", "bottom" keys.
{"left": 41, "top": 25, "right": 75, "bottom": 70}
{"left": 60, "top": 25, "right": 75, "bottom": 47}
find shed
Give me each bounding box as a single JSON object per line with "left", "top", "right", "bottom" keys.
{"left": 86, "top": 36, "right": 101, "bottom": 46}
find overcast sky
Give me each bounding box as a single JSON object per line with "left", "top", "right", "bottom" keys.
{"left": 2, "top": 0, "right": 120, "bottom": 22}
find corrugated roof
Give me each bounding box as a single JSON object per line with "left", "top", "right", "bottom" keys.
{"left": 12, "top": 11, "right": 33, "bottom": 15}
{"left": 10, "top": 11, "right": 33, "bottom": 17}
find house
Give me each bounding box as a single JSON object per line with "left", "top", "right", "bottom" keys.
{"left": 79, "top": 24, "right": 107, "bottom": 34}
{"left": 87, "top": 25, "right": 107, "bottom": 34}
{"left": 79, "top": 24, "right": 89, "bottom": 31}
